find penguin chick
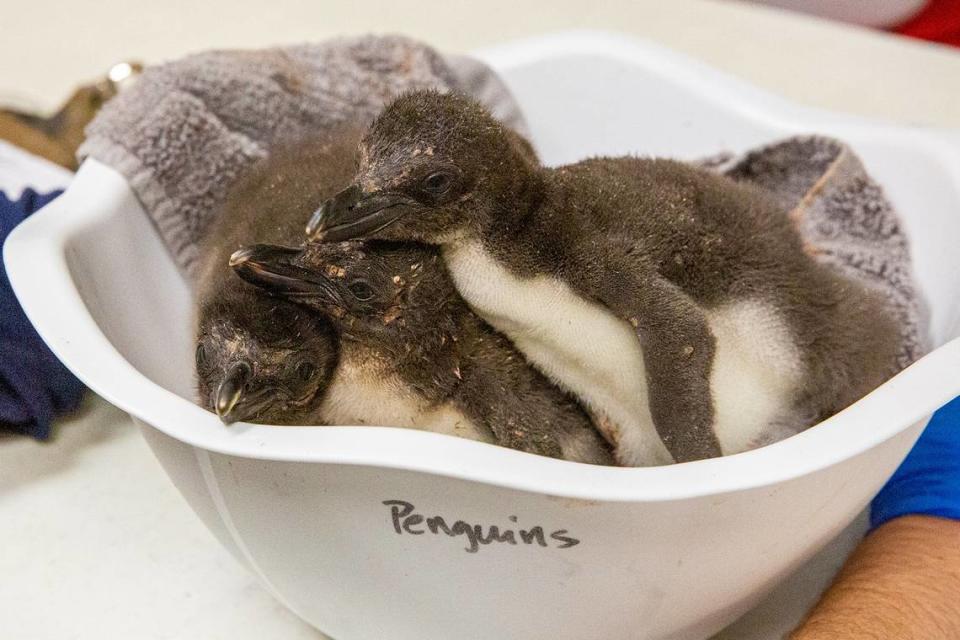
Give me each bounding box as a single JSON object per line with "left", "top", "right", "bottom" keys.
{"left": 196, "top": 287, "right": 338, "bottom": 424}
{"left": 194, "top": 129, "right": 361, "bottom": 423}
{"left": 231, "top": 241, "right": 615, "bottom": 465}
{"left": 304, "top": 90, "right": 901, "bottom": 465}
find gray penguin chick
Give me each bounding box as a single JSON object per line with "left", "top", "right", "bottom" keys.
{"left": 194, "top": 130, "right": 363, "bottom": 423}
{"left": 304, "top": 90, "right": 901, "bottom": 465}
{"left": 231, "top": 240, "right": 615, "bottom": 465}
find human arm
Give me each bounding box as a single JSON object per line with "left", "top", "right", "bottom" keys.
{"left": 789, "top": 515, "right": 960, "bottom": 640}
{"left": 791, "top": 396, "right": 960, "bottom": 639}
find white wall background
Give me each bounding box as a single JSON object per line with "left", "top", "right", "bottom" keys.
{"left": 0, "top": 0, "right": 958, "bottom": 126}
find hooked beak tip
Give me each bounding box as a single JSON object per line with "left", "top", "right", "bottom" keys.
{"left": 305, "top": 207, "right": 325, "bottom": 240}
{"left": 214, "top": 362, "right": 251, "bottom": 423}
{"left": 228, "top": 247, "right": 254, "bottom": 267}
{"left": 215, "top": 389, "right": 242, "bottom": 421}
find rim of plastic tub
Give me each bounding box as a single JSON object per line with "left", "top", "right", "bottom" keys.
{"left": 6, "top": 30, "right": 960, "bottom": 502}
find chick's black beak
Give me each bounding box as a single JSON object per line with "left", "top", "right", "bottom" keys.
{"left": 230, "top": 244, "right": 324, "bottom": 295}
{"left": 306, "top": 183, "right": 411, "bottom": 242}
{"left": 215, "top": 361, "right": 251, "bottom": 423}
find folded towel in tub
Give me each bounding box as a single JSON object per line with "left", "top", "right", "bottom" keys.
{"left": 78, "top": 34, "right": 529, "bottom": 282}
{"left": 79, "top": 40, "right": 925, "bottom": 393}
{"left": 705, "top": 136, "right": 928, "bottom": 369}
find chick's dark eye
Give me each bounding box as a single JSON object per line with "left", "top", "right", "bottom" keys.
{"left": 294, "top": 360, "right": 317, "bottom": 382}
{"left": 347, "top": 279, "right": 374, "bottom": 301}
{"left": 422, "top": 171, "right": 452, "bottom": 195}
{"left": 195, "top": 343, "right": 208, "bottom": 367}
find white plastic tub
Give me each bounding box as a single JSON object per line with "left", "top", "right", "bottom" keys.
{"left": 6, "top": 31, "right": 960, "bottom": 640}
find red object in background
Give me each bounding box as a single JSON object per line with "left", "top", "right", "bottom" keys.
{"left": 893, "top": 0, "right": 960, "bottom": 47}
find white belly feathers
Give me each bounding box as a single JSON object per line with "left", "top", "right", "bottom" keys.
{"left": 445, "top": 240, "right": 671, "bottom": 465}
{"left": 705, "top": 300, "right": 806, "bottom": 454}
{"left": 318, "top": 350, "right": 494, "bottom": 444}
{"left": 443, "top": 239, "right": 804, "bottom": 465}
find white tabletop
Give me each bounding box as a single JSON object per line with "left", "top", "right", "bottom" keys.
{"left": 1, "top": 1, "right": 956, "bottom": 638}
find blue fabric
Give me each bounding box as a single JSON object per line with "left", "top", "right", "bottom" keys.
{"left": 871, "top": 395, "right": 960, "bottom": 529}
{"left": 0, "top": 188, "right": 85, "bottom": 439}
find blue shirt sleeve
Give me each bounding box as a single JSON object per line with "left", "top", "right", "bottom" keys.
{"left": 871, "top": 395, "right": 960, "bottom": 529}
{"left": 1, "top": 188, "right": 85, "bottom": 440}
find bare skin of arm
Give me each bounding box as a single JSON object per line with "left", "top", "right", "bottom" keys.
{"left": 790, "top": 515, "right": 960, "bottom": 640}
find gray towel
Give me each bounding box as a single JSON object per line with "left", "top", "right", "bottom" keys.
{"left": 79, "top": 34, "right": 528, "bottom": 281}
{"left": 705, "top": 136, "right": 928, "bottom": 369}
{"left": 79, "top": 41, "right": 924, "bottom": 370}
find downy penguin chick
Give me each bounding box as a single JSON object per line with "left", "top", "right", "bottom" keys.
{"left": 231, "top": 241, "right": 615, "bottom": 465}
{"left": 304, "top": 90, "right": 901, "bottom": 465}
{"left": 194, "top": 131, "right": 361, "bottom": 423}
{"left": 196, "top": 286, "right": 338, "bottom": 424}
